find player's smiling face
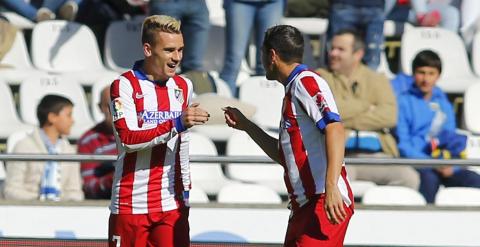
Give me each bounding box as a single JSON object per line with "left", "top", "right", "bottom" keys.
{"left": 328, "top": 33, "right": 360, "bottom": 74}
{"left": 146, "top": 31, "right": 184, "bottom": 81}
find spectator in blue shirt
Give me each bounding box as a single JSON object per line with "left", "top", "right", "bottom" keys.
{"left": 396, "top": 50, "right": 480, "bottom": 203}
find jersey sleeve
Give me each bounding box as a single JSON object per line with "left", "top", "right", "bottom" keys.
{"left": 110, "top": 77, "right": 185, "bottom": 153}
{"left": 294, "top": 75, "right": 342, "bottom": 132}
{"left": 179, "top": 77, "right": 193, "bottom": 191}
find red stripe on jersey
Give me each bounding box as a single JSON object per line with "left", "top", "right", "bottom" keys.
{"left": 110, "top": 79, "right": 120, "bottom": 100}
{"left": 173, "top": 75, "right": 189, "bottom": 109}
{"left": 146, "top": 84, "right": 170, "bottom": 211}
{"left": 279, "top": 144, "right": 299, "bottom": 209}
{"left": 299, "top": 76, "right": 320, "bottom": 97}
{"left": 284, "top": 91, "right": 316, "bottom": 197}
{"left": 148, "top": 144, "right": 167, "bottom": 212}
{"left": 119, "top": 152, "right": 137, "bottom": 214}
{"left": 123, "top": 71, "right": 144, "bottom": 128}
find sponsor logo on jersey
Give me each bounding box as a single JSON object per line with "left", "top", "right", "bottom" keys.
{"left": 139, "top": 110, "right": 182, "bottom": 124}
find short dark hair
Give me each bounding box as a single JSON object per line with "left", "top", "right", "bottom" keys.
{"left": 333, "top": 29, "right": 365, "bottom": 52}
{"left": 263, "top": 25, "right": 304, "bottom": 63}
{"left": 37, "top": 95, "right": 73, "bottom": 127}
{"left": 412, "top": 50, "right": 442, "bottom": 74}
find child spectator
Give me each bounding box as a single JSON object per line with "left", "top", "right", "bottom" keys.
{"left": 4, "top": 95, "right": 84, "bottom": 201}
{"left": 396, "top": 50, "right": 480, "bottom": 203}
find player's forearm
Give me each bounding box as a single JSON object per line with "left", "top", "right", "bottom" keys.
{"left": 325, "top": 122, "right": 345, "bottom": 189}
{"left": 244, "top": 120, "right": 281, "bottom": 164}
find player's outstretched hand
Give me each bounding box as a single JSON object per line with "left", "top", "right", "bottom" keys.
{"left": 324, "top": 185, "right": 347, "bottom": 225}
{"left": 222, "top": 106, "right": 249, "bottom": 131}
{"left": 182, "top": 103, "right": 210, "bottom": 128}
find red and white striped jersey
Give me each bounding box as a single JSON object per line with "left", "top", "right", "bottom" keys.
{"left": 279, "top": 64, "right": 353, "bottom": 210}
{"left": 109, "top": 60, "right": 192, "bottom": 214}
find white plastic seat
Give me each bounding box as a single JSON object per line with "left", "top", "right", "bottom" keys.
{"left": 0, "top": 79, "right": 33, "bottom": 139}
{"left": 281, "top": 17, "right": 328, "bottom": 35}
{"left": 225, "top": 131, "right": 286, "bottom": 195}
{"left": 362, "top": 186, "right": 427, "bottom": 206}
{"left": 435, "top": 187, "right": 480, "bottom": 206}
{"left": 6, "top": 128, "right": 35, "bottom": 154}
{"left": 31, "top": 20, "right": 117, "bottom": 86}
{"left": 19, "top": 75, "right": 95, "bottom": 139}
{"left": 401, "top": 27, "right": 480, "bottom": 93}
{"left": 239, "top": 76, "right": 284, "bottom": 131}
{"left": 2, "top": 11, "right": 35, "bottom": 29}
{"left": 189, "top": 186, "right": 210, "bottom": 203}
{"left": 0, "top": 31, "right": 48, "bottom": 85}
{"left": 189, "top": 132, "right": 237, "bottom": 195}
{"left": 90, "top": 74, "right": 118, "bottom": 122}
{"left": 377, "top": 51, "right": 394, "bottom": 79}
{"left": 205, "top": 0, "right": 225, "bottom": 26}
{"left": 104, "top": 19, "right": 143, "bottom": 72}
{"left": 217, "top": 183, "right": 282, "bottom": 204}
{"left": 472, "top": 31, "right": 480, "bottom": 77}
{"left": 463, "top": 83, "right": 480, "bottom": 134}
{"left": 350, "top": 180, "right": 377, "bottom": 199}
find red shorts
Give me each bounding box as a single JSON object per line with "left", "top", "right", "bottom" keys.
{"left": 284, "top": 195, "right": 353, "bottom": 247}
{"left": 108, "top": 207, "right": 189, "bottom": 247}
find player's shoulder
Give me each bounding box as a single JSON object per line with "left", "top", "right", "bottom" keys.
{"left": 173, "top": 74, "right": 193, "bottom": 89}
{"left": 294, "top": 70, "right": 329, "bottom": 89}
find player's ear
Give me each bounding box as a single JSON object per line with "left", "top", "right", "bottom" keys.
{"left": 143, "top": 42, "right": 152, "bottom": 57}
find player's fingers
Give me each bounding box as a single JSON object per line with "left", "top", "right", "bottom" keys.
{"left": 224, "top": 113, "right": 236, "bottom": 126}
{"left": 334, "top": 204, "right": 346, "bottom": 222}
{"left": 190, "top": 103, "right": 200, "bottom": 108}
{"left": 328, "top": 206, "right": 340, "bottom": 224}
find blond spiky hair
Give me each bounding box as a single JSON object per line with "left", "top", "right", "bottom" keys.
{"left": 142, "top": 15, "right": 181, "bottom": 44}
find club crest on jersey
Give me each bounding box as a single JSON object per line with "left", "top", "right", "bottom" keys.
{"left": 174, "top": 88, "right": 184, "bottom": 104}
{"left": 111, "top": 98, "right": 125, "bottom": 121}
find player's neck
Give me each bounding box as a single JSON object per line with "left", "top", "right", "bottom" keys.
{"left": 278, "top": 62, "right": 301, "bottom": 85}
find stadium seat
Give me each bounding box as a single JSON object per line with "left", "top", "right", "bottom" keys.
{"left": 0, "top": 79, "right": 33, "bottom": 140}
{"left": 18, "top": 75, "right": 95, "bottom": 139}
{"left": 90, "top": 74, "right": 118, "bottom": 122}
{"left": 30, "top": 20, "right": 117, "bottom": 86}
{"left": 0, "top": 31, "right": 48, "bottom": 85}
{"left": 6, "top": 128, "right": 34, "bottom": 153}
{"left": 217, "top": 183, "right": 282, "bottom": 204}
{"left": 377, "top": 51, "right": 394, "bottom": 79}
{"left": 463, "top": 83, "right": 480, "bottom": 134}
{"left": 205, "top": 0, "right": 225, "bottom": 26}
{"left": 2, "top": 12, "right": 35, "bottom": 29}
{"left": 401, "top": 27, "right": 480, "bottom": 93}
{"left": 239, "top": 76, "right": 284, "bottom": 131}
{"left": 189, "top": 186, "right": 210, "bottom": 203}
{"left": 104, "top": 19, "right": 143, "bottom": 72}
{"left": 350, "top": 180, "right": 377, "bottom": 199}
{"left": 189, "top": 132, "right": 238, "bottom": 195}
{"left": 472, "top": 31, "right": 480, "bottom": 77}
{"left": 362, "top": 186, "right": 427, "bottom": 206}
{"left": 281, "top": 17, "right": 328, "bottom": 36}
{"left": 435, "top": 187, "right": 480, "bottom": 206}
{"left": 225, "top": 131, "right": 287, "bottom": 195}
